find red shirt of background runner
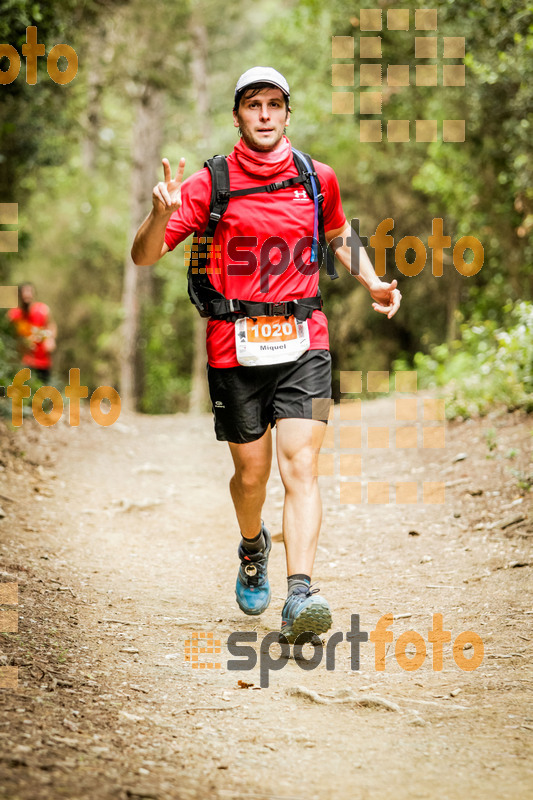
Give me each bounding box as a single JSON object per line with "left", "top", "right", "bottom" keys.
{"left": 8, "top": 302, "right": 52, "bottom": 370}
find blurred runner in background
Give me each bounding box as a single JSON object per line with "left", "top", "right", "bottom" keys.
{"left": 7, "top": 283, "right": 57, "bottom": 383}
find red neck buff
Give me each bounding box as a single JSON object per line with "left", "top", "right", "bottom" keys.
{"left": 234, "top": 135, "right": 293, "bottom": 177}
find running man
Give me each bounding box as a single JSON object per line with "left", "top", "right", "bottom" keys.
{"left": 131, "top": 67, "right": 401, "bottom": 642}
{"left": 7, "top": 283, "right": 57, "bottom": 383}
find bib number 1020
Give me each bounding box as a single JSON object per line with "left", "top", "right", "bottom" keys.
{"left": 248, "top": 318, "right": 295, "bottom": 342}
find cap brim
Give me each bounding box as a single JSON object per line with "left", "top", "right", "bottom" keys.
{"left": 235, "top": 80, "right": 289, "bottom": 98}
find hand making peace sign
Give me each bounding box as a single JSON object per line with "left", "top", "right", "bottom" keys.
{"left": 152, "top": 157, "right": 186, "bottom": 216}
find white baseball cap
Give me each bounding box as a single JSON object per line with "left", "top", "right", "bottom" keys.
{"left": 234, "top": 67, "right": 290, "bottom": 101}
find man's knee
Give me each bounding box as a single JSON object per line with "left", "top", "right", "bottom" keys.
{"left": 280, "top": 446, "right": 317, "bottom": 489}
{"left": 232, "top": 459, "right": 270, "bottom": 494}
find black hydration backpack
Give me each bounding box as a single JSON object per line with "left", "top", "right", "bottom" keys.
{"left": 187, "top": 147, "right": 338, "bottom": 322}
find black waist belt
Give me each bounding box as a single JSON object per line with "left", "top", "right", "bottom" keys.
{"left": 207, "top": 295, "right": 323, "bottom": 321}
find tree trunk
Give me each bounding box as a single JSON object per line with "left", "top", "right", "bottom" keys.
{"left": 445, "top": 256, "right": 462, "bottom": 343}
{"left": 121, "top": 85, "right": 164, "bottom": 412}
{"left": 81, "top": 27, "right": 105, "bottom": 174}
{"left": 188, "top": 13, "right": 212, "bottom": 414}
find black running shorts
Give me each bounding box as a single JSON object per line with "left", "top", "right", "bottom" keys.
{"left": 207, "top": 349, "right": 332, "bottom": 443}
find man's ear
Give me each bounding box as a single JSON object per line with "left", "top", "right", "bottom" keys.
{"left": 233, "top": 111, "right": 239, "bottom": 128}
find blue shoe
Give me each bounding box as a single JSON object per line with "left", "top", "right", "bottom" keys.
{"left": 235, "top": 525, "right": 272, "bottom": 616}
{"left": 280, "top": 585, "right": 332, "bottom": 643}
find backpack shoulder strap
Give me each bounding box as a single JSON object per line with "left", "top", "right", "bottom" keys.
{"left": 187, "top": 155, "right": 231, "bottom": 317}
{"left": 205, "top": 155, "right": 231, "bottom": 231}
{"left": 291, "top": 148, "right": 338, "bottom": 280}
{"left": 291, "top": 148, "right": 317, "bottom": 200}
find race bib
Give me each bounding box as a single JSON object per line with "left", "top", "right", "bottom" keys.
{"left": 235, "top": 315, "right": 310, "bottom": 367}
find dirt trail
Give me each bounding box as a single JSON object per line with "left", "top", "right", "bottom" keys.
{"left": 0, "top": 398, "right": 532, "bottom": 800}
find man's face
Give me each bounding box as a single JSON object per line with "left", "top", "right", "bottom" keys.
{"left": 20, "top": 284, "right": 34, "bottom": 306}
{"left": 233, "top": 87, "right": 290, "bottom": 152}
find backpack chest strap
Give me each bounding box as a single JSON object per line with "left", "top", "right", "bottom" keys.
{"left": 229, "top": 174, "right": 318, "bottom": 198}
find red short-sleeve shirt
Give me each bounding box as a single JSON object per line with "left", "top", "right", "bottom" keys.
{"left": 164, "top": 146, "right": 346, "bottom": 367}
{"left": 8, "top": 302, "right": 52, "bottom": 369}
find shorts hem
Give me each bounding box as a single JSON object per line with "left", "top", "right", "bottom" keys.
{"left": 215, "top": 426, "right": 271, "bottom": 444}
{"left": 209, "top": 350, "right": 331, "bottom": 443}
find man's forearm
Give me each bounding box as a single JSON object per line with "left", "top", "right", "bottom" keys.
{"left": 333, "top": 236, "right": 381, "bottom": 292}
{"left": 131, "top": 210, "right": 170, "bottom": 266}
{"left": 328, "top": 221, "right": 401, "bottom": 317}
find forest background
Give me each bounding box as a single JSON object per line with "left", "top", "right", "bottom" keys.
{"left": 0, "top": 0, "right": 531, "bottom": 418}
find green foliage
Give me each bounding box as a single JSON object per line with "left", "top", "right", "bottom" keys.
{"left": 509, "top": 465, "right": 533, "bottom": 492}
{"left": 394, "top": 301, "right": 533, "bottom": 418}
{"left": 0, "top": 0, "right": 123, "bottom": 42}
{"left": 0, "top": 0, "right": 128, "bottom": 205}
{"left": 485, "top": 428, "right": 497, "bottom": 453}
{"left": 138, "top": 257, "right": 194, "bottom": 415}
{"left": 0, "top": 315, "right": 18, "bottom": 374}
{"left": 408, "top": 0, "right": 533, "bottom": 322}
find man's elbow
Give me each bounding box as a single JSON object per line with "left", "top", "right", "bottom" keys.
{"left": 131, "top": 247, "right": 150, "bottom": 267}
{"left": 131, "top": 242, "right": 168, "bottom": 266}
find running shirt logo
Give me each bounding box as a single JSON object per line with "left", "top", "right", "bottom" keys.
{"left": 293, "top": 189, "right": 308, "bottom": 201}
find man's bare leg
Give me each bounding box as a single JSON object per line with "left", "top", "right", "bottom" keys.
{"left": 228, "top": 427, "right": 272, "bottom": 540}
{"left": 275, "top": 416, "right": 331, "bottom": 641}
{"left": 275, "top": 417, "right": 327, "bottom": 576}
{"left": 230, "top": 428, "right": 273, "bottom": 616}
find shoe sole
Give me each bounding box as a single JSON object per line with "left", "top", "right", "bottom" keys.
{"left": 236, "top": 587, "right": 271, "bottom": 616}
{"left": 282, "top": 598, "right": 332, "bottom": 644}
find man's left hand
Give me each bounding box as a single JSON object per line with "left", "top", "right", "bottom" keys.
{"left": 369, "top": 279, "right": 402, "bottom": 319}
